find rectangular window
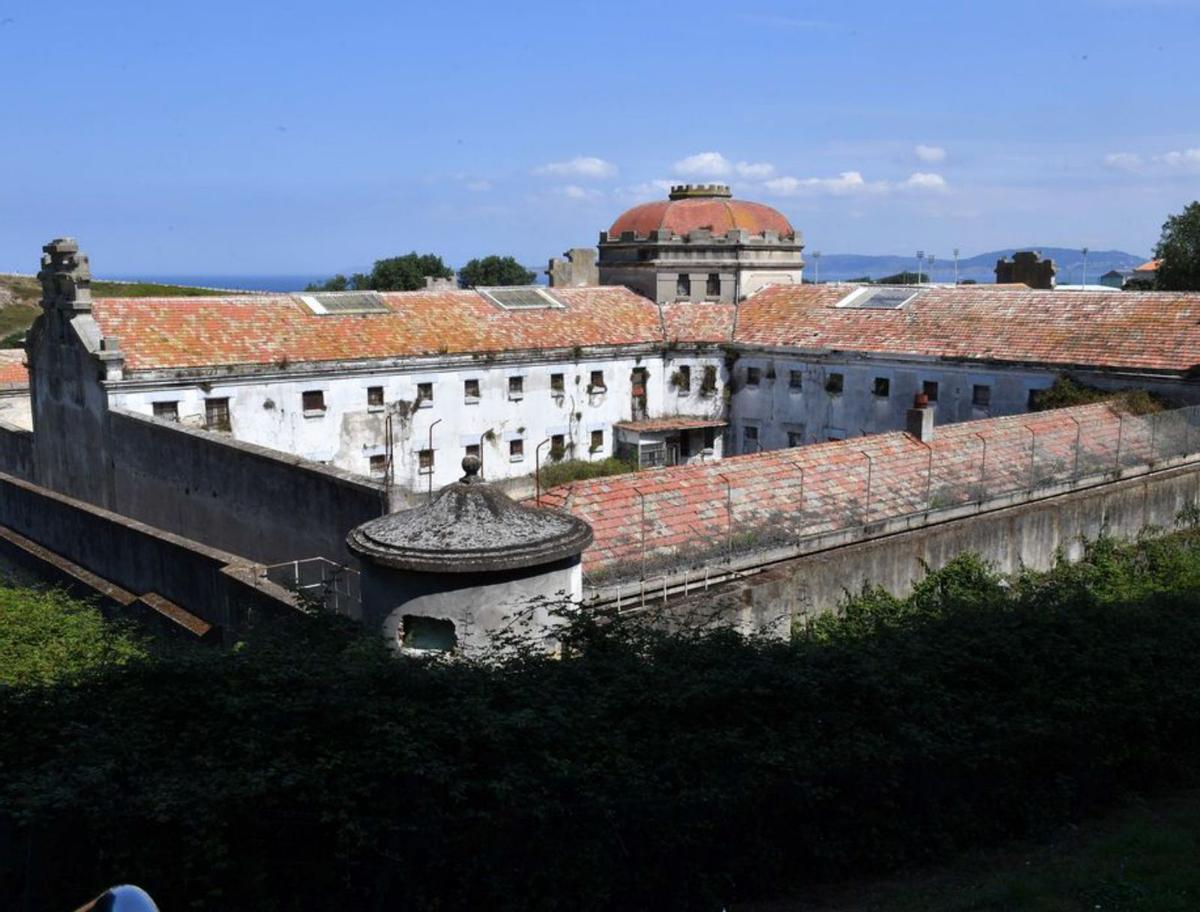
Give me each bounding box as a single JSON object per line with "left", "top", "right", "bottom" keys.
{"left": 826, "top": 373, "right": 844, "bottom": 394}
{"left": 416, "top": 382, "right": 433, "bottom": 404}
{"left": 152, "top": 401, "right": 179, "bottom": 422}
{"left": 590, "top": 429, "right": 603, "bottom": 452}
{"left": 787, "top": 430, "right": 804, "bottom": 447}
{"left": 701, "top": 365, "right": 718, "bottom": 395}
{"left": 550, "top": 372, "right": 565, "bottom": 394}
{"left": 418, "top": 448, "right": 434, "bottom": 472}
{"left": 589, "top": 369, "right": 606, "bottom": 391}
{"left": 508, "top": 376, "right": 524, "bottom": 399}
{"left": 302, "top": 390, "right": 326, "bottom": 413}
{"left": 464, "top": 378, "right": 480, "bottom": 400}
{"left": 369, "top": 454, "right": 387, "bottom": 477}
{"left": 367, "top": 386, "right": 384, "bottom": 408}
{"left": 789, "top": 370, "right": 803, "bottom": 390}
{"left": 973, "top": 384, "right": 992, "bottom": 408}
{"left": 743, "top": 425, "right": 759, "bottom": 452}
{"left": 923, "top": 380, "right": 939, "bottom": 402}
{"left": 703, "top": 427, "right": 715, "bottom": 449}
{"left": 205, "top": 397, "right": 231, "bottom": 431}
{"left": 509, "top": 438, "right": 524, "bottom": 460}
{"left": 706, "top": 273, "right": 721, "bottom": 296}
{"left": 676, "top": 274, "right": 691, "bottom": 298}
{"left": 550, "top": 433, "right": 566, "bottom": 461}
{"left": 873, "top": 377, "right": 890, "bottom": 397}
{"left": 745, "top": 366, "right": 762, "bottom": 387}
{"left": 464, "top": 443, "right": 480, "bottom": 460}
{"left": 675, "top": 364, "right": 691, "bottom": 392}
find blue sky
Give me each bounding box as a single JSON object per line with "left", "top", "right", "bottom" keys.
{"left": 1, "top": 0, "right": 1198, "bottom": 276}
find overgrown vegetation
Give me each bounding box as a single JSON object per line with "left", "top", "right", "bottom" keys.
{"left": 5, "top": 526, "right": 1200, "bottom": 910}
{"left": 305, "top": 252, "right": 454, "bottom": 292}
{"left": 1029, "top": 374, "right": 1172, "bottom": 415}
{"left": 536, "top": 455, "right": 636, "bottom": 488}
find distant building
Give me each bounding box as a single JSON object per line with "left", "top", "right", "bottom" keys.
{"left": 597, "top": 184, "right": 805, "bottom": 304}
{"left": 1100, "top": 269, "right": 1125, "bottom": 289}
{"left": 995, "top": 250, "right": 1056, "bottom": 289}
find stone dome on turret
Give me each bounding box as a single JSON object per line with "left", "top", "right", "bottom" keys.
{"left": 608, "top": 184, "right": 795, "bottom": 240}
{"left": 347, "top": 456, "right": 593, "bottom": 574}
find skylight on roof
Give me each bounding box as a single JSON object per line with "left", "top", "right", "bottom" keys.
{"left": 299, "top": 292, "right": 390, "bottom": 315}
{"left": 835, "top": 287, "right": 921, "bottom": 310}
{"left": 478, "top": 286, "right": 563, "bottom": 310}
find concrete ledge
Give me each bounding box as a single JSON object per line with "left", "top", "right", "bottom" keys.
{"left": 0, "top": 523, "right": 138, "bottom": 607}
{"left": 133, "top": 592, "right": 217, "bottom": 641}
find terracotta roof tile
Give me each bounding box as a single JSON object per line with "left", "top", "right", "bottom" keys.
{"left": 0, "top": 350, "right": 29, "bottom": 388}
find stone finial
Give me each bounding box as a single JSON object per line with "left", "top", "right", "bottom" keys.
{"left": 37, "top": 237, "right": 92, "bottom": 312}
{"left": 461, "top": 454, "right": 482, "bottom": 482}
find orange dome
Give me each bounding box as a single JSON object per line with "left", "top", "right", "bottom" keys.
{"left": 609, "top": 185, "right": 795, "bottom": 240}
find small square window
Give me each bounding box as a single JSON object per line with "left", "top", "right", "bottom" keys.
{"left": 700, "top": 365, "right": 718, "bottom": 395}
{"left": 743, "top": 425, "right": 759, "bottom": 452}
{"left": 367, "top": 386, "right": 384, "bottom": 408}
{"left": 676, "top": 274, "right": 691, "bottom": 298}
{"left": 550, "top": 434, "right": 566, "bottom": 461}
{"left": 369, "top": 454, "right": 388, "bottom": 477}
{"left": 302, "top": 390, "right": 326, "bottom": 413}
{"left": 509, "top": 438, "right": 524, "bottom": 460}
{"left": 205, "top": 397, "right": 231, "bottom": 432}
{"left": 416, "top": 382, "right": 433, "bottom": 404}
{"left": 550, "top": 372, "right": 565, "bottom": 394}
{"left": 789, "top": 370, "right": 803, "bottom": 390}
{"left": 418, "top": 448, "right": 434, "bottom": 472}
{"left": 590, "top": 429, "right": 603, "bottom": 453}
{"left": 745, "top": 366, "right": 762, "bottom": 387}
{"left": 787, "top": 429, "right": 804, "bottom": 447}
{"left": 826, "top": 373, "right": 844, "bottom": 394}
{"left": 923, "top": 380, "right": 939, "bottom": 402}
{"left": 589, "top": 370, "right": 606, "bottom": 391}
{"left": 508, "top": 376, "right": 524, "bottom": 399}
{"left": 153, "top": 401, "right": 179, "bottom": 422}
{"left": 464, "top": 378, "right": 480, "bottom": 401}
{"left": 973, "top": 384, "right": 992, "bottom": 408}
{"left": 464, "top": 443, "right": 480, "bottom": 460}
{"left": 873, "top": 377, "right": 890, "bottom": 397}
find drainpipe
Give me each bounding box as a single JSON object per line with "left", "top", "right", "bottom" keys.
{"left": 535, "top": 437, "right": 552, "bottom": 506}
{"left": 428, "top": 417, "right": 442, "bottom": 503}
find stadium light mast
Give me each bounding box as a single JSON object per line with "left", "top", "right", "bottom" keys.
{"left": 953, "top": 247, "right": 960, "bottom": 285}
{"left": 1082, "top": 247, "right": 1089, "bottom": 288}
{"left": 916, "top": 250, "right": 925, "bottom": 284}
{"left": 812, "top": 250, "right": 822, "bottom": 285}
{"left": 928, "top": 254, "right": 936, "bottom": 284}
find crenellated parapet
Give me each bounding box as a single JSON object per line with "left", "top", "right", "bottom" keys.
{"left": 38, "top": 237, "right": 93, "bottom": 313}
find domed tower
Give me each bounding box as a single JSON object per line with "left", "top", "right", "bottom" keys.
{"left": 347, "top": 456, "right": 593, "bottom": 654}
{"left": 598, "top": 184, "right": 804, "bottom": 304}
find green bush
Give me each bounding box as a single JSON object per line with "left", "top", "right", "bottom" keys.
{"left": 537, "top": 456, "right": 636, "bottom": 489}
{"left": 5, "top": 532, "right": 1200, "bottom": 910}
{"left": 1029, "top": 374, "right": 1171, "bottom": 414}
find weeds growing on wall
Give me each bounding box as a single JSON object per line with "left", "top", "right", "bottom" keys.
{"left": 4, "top": 525, "right": 1200, "bottom": 910}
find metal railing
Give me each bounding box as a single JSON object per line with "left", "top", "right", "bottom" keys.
{"left": 264, "top": 557, "right": 361, "bottom": 617}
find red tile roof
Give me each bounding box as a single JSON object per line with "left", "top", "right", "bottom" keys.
{"left": 734, "top": 285, "right": 1200, "bottom": 373}
{"left": 614, "top": 417, "right": 727, "bottom": 433}
{"left": 540, "top": 402, "right": 1173, "bottom": 582}
{"left": 91, "top": 286, "right": 664, "bottom": 372}
{"left": 609, "top": 197, "right": 795, "bottom": 239}
{"left": 661, "top": 301, "right": 736, "bottom": 344}
{"left": 0, "top": 350, "right": 28, "bottom": 388}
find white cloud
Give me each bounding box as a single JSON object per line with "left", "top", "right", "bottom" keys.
{"left": 557, "top": 184, "right": 603, "bottom": 200}
{"left": 903, "top": 172, "right": 947, "bottom": 191}
{"left": 463, "top": 179, "right": 492, "bottom": 192}
{"left": 534, "top": 156, "right": 617, "bottom": 179}
{"left": 618, "top": 179, "right": 675, "bottom": 199}
{"left": 673, "top": 152, "right": 732, "bottom": 177}
{"left": 1104, "top": 152, "right": 1144, "bottom": 171}
{"left": 1159, "top": 148, "right": 1200, "bottom": 170}
{"left": 915, "top": 144, "right": 947, "bottom": 164}
{"left": 761, "top": 169, "right": 947, "bottom": 197}
{"left": 735, "top": 160, "right": 776, "bottom": 179}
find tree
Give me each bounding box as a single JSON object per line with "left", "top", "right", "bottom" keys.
{"left": 458, "top": 255, "right": 536, "bottom": 288}
{"left": 878, "top": 270, "right": 923, "bottom": 285}
{"left": 305, "top": 252, "right": 453, "bottom": 293}
{"left": 1154, "top": 201, "right": 1200, "bottom": 291}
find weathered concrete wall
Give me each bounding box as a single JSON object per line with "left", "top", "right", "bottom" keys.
{"left": 107, "top": 409, "right": 387, "bottom": 565}
{"left": 0, "top": 470, "right": 296, "bottom": 632}
{"left": 0, "top": 421, "right": 33, "bottom": 480}
{"left": 671, "top": 462, "right": 1200, "bottom": 632}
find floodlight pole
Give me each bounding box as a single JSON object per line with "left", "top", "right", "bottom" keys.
{"left": 812, "top": 250, "right": 822, "bottom": 285}
{"left": 928, "top": 254, "right": 936, "bottom": 284}
{"left": 916, "top": 250, "right": 925, "bottom": 284}
{"left": 1082, "top": 247, "right": 1089, "bottom": 288}
{"left": 953, "top": 247, "right": 960, "bottom": 285}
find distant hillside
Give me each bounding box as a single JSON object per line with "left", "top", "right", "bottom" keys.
{"left": 812, "top": 247, "right": 1148, "bottom": 284}
{"left": 0, "top": 274, "right": 228, "bottom": 348}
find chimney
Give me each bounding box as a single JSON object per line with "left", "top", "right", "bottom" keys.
{"left": 906, "top": 392, "right": 935, "bottom": 442}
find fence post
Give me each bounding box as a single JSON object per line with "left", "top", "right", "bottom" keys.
{"left": 914, "top": 437, "right": 934, "bottom": 509}
{"left": 1068, "top": 415, "right": 1081, "bottom": 479}
{"left": 633, "top": 487, "right": 647, "bottom": 581}
{"left": 790, "top": 460, "right": 805, "bottom": 542}
{"left": 975, "top": 432, "right": 987, "bottom": 501}
{"left": 1024, "top": 425, "right": 1037, "bottom": 489}
{"left": 1150, "top": 412, "right": 1158, "bottom": 464}
{"left": 718, "top": 473, "right": 733, "bottom": 562}
{"left": 1115, "top": 414, "right": 1125, "bottom": 473}
{"left": 859, "top": 450, "right": 873, "bottom": 524}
